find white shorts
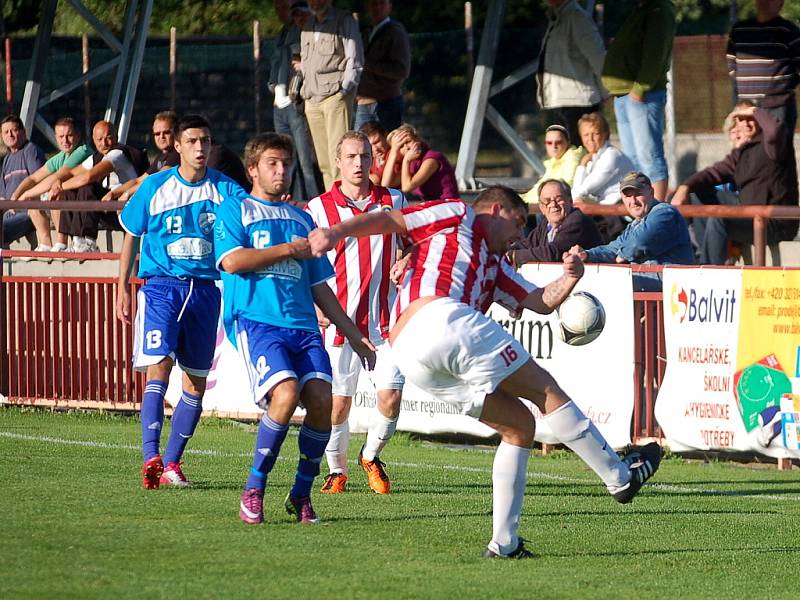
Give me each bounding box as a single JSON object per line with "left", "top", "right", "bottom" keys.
{"left": 327, "top": 339, "right": 404, "bottom": 397}
{"left": 391, "top": 297, "right": 529, "bottom": 417}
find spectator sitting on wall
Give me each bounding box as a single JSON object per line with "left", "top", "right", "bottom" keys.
{"left": 536, "top": 0, "right": 607, "bottom": 145}
{"left": 522, "top": 124, "right": 585, "bottom": 204}
{"left": 354, "top": 0, "right": 411, "bottom": 133}
{"left": 569, "top": 171, "right": 694, "bottom": 291}
{"left": 381, "top": 124, "right": 459, "bottom": 200}
{"left": 102, "top": 110, "right": 180, "bottom": 203}
{"left": 359, "top": 120, "right": 392, "bottom": 185}
{"left": 670, "top": 104, "right": 799, "bottom": 265}
{"left": 510, "top": 179, "right": 602, "bottom": 266}
{"left": 12, "top": 116, "right": 91, "bottom": 253}
{"left": 52, "top": 120, "right": 149, "bottom": 253}
{"left": 0, "top": 115, "right": 46, "bottom": 248}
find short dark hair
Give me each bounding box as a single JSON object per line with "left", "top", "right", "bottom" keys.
{"left": 1, "top": 115, "right": 24, "bottom": 129}
{"left": 473, "top": 185, "right": 527, "bottom": 214}
{"left": 359, "top": 120, "right": 386, "bottom": 139}
{"left": 244, "top": 132, "right": 294, "bottom": 169}
{"left": 175, "top": 114, "right": 211, "bottom": 141}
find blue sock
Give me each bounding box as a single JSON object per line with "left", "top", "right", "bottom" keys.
{"left": 141, "top": 380, "right": 168, "bottom": 460}
{"left": 290, "top": 423, "right": 331, "bottom": 499}
{"left": 163, "top": 390, "right": 203, "bottom": 465}
{"left": 246, "top": 413, "right": 290, "bottom": 491}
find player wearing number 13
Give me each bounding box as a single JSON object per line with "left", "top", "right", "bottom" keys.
{"left": 116, "top": 115, "right": 243, "bottom": 490}
{"left": 308, "top": 185, "right": 662, "bottom": 558}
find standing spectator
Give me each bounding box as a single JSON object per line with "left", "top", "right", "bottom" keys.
{"left": 214, "top": 133, "right": 374, "bottom": 525}
{"left": 522, "top": 124, "right": 585, "bottom": 204}
{"left": 13, "top": 117, "right": 91, "bottom": 252}
{"left": 381, "top": 124, "right": 459, "bottom": 200}
{"left": 535, "top": 0, "right": 607, "bottom": 145}
{"left": 354, "top": 0, "right": 411, "bottom": 133}
{"left": 1, "top": 116, "right": 46, "bottom": 247}
{"left": 510, "top": 179, "right": 602, "bottom": 265}
{"left": 270, "top": 0, "right": 321, "bottom": 201}
{"left": 570, "top": 171, "right": 693, "bottom": 291}
{"left": 602, "top": 0, "right": 675, "bottom": 201}
{"left": 671, "top": 105, "right": 799, "bottom": 264}
{"left": 727, "top": 0, "right": 800, "bottom": 133}
{"left": 300, "top": 0, "right": 364, "bottom": 189}
{"left": 306, "top": 131, "right": 407, "bottom": 496}
{"left": 116, "top": 115, "right": 242, "bottom": 489}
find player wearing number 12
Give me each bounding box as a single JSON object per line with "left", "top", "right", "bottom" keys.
{"left": 309, "top": 185, "right": 662, "bottom": 558}
{"left": 116, "top": 115, "right": 243, "bottom": 490}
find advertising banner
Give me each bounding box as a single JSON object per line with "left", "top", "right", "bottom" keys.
{"left": 656, "top": 268, "right": 800, "bottom": 458}
{"left": 166, "top": 264, "right": 636, "bottom": 447}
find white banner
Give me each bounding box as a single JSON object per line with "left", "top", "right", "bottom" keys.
{"left": 656, "top": 268, "right": 800, "bottom": 459}
{"left": 166, "top": 264, "right": 636, "bottom": 447}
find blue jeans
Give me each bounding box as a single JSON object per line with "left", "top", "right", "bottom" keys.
{"left": 2, "top": 210, "right": 34, "bottom": 246}
{"left": 614, "top": 91, "right": 668, "bottom": 183}
{"left": 354, "top": 96, "right": 404, "bottom": 133}
{"left": 272, "top": 103, "right": 320, "bottom": 201}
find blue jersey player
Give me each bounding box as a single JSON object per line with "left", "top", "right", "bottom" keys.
{"left": 116, "top": 115, "right": 242, "bottom": 489}
{"left": 215, "top": 133, "right": 375, "bottom": 525}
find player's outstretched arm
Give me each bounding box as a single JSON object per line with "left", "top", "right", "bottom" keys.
{"left": 520, "top": 253, "right": 584, "bottom": 314}
{"left": 312, "top": 283, "right": 377, "bottom": 370}
{"left": 308, "top": 209, "right": 407, "bottom": 257}
{"left": 219, "top": 238, "right": 312, "bottom": 274}
{"left": 116, "top": 233, "right": 140, "bottom": 324}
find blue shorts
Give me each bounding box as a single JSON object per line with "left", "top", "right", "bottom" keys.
{"left": 235, "top": 316, "right": 332, "bottom": 407}
{"left": 133, "top": 276, "right": 221, "bottom": 376}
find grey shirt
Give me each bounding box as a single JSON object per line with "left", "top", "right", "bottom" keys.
{"left": 1, "top": 141, "right": 45, "bottom": 198}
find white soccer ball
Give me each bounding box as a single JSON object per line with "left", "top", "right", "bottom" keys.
{"left": 556, "top": 291, "right": 606, "bottom": 346}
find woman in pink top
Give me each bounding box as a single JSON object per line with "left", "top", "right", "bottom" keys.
{"left": 381, "top": 124, "right": 460, "bottom": 200}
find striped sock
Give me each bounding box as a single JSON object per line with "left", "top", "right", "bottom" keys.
{"left": 163, "top": 390, "right": 203, "bottom": 465}
{"left": 246, "top": 413, "right": 289, "bottom": 491}
{"left": 290, "top": 424, "right": 331, "bottom": 499}
{"left": 141, "top": 380, "right": 168, "bottom": 460}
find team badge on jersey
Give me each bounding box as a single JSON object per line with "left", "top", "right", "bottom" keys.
{"left": 198, "top": 211, "right": 216, "bottom": 234}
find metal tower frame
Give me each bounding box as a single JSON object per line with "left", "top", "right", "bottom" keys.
{"left": 19, "top": 0, "right": 153, "bottom": 146}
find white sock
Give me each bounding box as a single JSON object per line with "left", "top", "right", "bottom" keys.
{"left": 325, "top": 421, "right": 350, "bottom": 474}
{"left": 362, "top": 410, "right": 398, "bottom": 462}
{"left": 488, "top": 441, "right": 530, "bottom": 556}
{"left": 543, "top": 401, "right": 628, "bottom": 488}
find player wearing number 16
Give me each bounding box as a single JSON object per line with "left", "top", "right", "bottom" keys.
{"left": 116, "top": 115, "right": 243, "bottom": 490}
{"left": 308, "top": 185, "right": 662, "bottom": 558}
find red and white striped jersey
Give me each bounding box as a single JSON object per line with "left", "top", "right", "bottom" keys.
{"left": 306, "top": 182, "right": 407, "bottom": 345}
{"left": 393, "top": 199, "right": 536, "bottom": 324}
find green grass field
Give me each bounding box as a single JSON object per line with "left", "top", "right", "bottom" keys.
{"left": 2, "top": 407, "right": 799, "bottom": 600}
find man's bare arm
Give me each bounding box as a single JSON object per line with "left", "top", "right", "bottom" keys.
{"left": 219, "top": 238, "right": 312, "bottom": 274}
{"left": 519, "top": 254, "right": 584, "bottom": 314}
{"left": 308, "top": 209, "right": 407, "bottom": 257}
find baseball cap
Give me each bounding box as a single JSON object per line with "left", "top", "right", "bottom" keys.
{"left": 619, "top": 171, "right": 652, "bottom": 192}
{"left": 290, "top": 1, "right": 310, "bottom": 13}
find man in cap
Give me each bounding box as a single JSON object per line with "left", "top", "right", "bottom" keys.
{"left": 568, "top": 171, "right": 693, "bottom": 290}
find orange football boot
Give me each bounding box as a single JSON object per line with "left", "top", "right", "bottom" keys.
{"left": 358, "top": 446, "right": 390, "bottom": 494}
{"left": 320, "top": 472, "right": 348, "bottom": 494}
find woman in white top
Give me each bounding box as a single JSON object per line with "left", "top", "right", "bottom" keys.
{"left": 571, "top": 112, "right": 634, "bottom": 205}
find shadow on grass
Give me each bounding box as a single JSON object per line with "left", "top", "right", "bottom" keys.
{"left": 541, "top": 545, "right": 800, "bottom": 559}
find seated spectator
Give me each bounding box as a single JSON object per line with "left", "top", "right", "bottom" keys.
{"left": 509, "top": 179, "right": 602, "bottom": 265}
{"left": 1, "top": 115, "right": 45, "bottom": 247}
{"left": 54, "top": 120, "right": 148, "bottom": 253}
{"left": 569, "top": 171, "right": 694, "bottom": 291}
{"left": 671, "top": 104, "right": 798, "bottom": 265}
{"left": 11, "top": 117, "right": 90, "bottom": 252}
{"left": 381, "top": 124, "right": 459, "bottom": 200}
{"left": 103, "top": 111, "right": 180, "bottom": 203}
{"left": 359, "top": 120, "right": 392, "bottom": 185}
{"left": 572, "top": 112, "right": 635, "bottom": 205}
{"left": 522, "top": 124, "right": 585, "bottom": 204}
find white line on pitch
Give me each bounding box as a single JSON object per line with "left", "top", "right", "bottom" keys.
{"left": 2, "top": 430, "right": 799, "bottom": 502}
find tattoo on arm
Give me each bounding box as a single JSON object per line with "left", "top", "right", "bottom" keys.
{"left": 542, "top": 274, "right": 574, "bottom": 310}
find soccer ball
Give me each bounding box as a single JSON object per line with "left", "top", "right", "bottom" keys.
{"left": 556, "top": 291, "right": 606, "bottom": 346}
